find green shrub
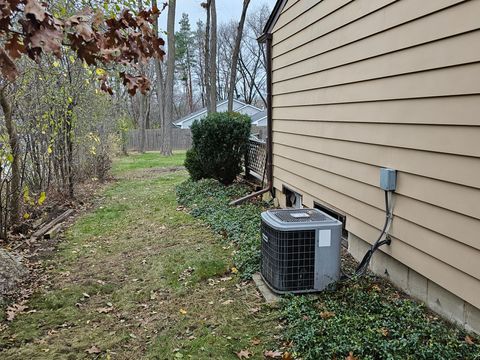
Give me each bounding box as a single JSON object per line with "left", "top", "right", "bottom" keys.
{"left": 185, "top": 112, "right": 251, "bottom": 185}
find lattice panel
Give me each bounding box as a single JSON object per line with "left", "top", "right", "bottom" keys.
{"left": 246, "top": 138, "right": 267, "bottom": 178}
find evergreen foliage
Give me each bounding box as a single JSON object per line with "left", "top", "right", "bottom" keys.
{"left": 184, "top": 112, "right": 251, "bottom": 185}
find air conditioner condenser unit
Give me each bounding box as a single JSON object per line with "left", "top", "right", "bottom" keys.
{"left": 261, "top": 208, "right": 342, "bottom": 294}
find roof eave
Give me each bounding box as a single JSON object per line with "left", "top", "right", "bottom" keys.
{"left": 258, "top": 0, "right": 288, "bottom": 42}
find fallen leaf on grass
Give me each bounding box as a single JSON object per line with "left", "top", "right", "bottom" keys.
{"left": 235, "top": 349, "right": 252, "bottom": 359}
{"left": 82, "top": 293, "right": 90, "bottom": 298}
{"left": 250, "top": 338, "right": 261, "bottom": 345}
{"left": 319, "top": 311, "right": 335, "bottom": 319}
{"left": 220, "top": 276, "right": 232, "bottom": 282}
{"left": 465, "top": 335, "right": 475, "bottom": 345}
{"left": 97, "top": 307, "right": 113, "bottom": 314}
{"left": 222, "top": 299, "right": 234, "bottom": 305}
{"left": 345, "top": 352, "right": 359, "bottom": 360}
{"left": 231, "top": 267, "right": 239, "bottom": 274}
{"left": 179, "top": 308, "right": 187, "bottom": 315}
{"left": 6, "top": 304, "right": 28, "bottom": 321}
{"left": 379, "top": 327, "right": 389, "bottom": 337}
{"left": 85, "top": 345, "right": 101, "bottom": 354}
{"left": 282, "top": 352, "right": 293, "bottom": 360}
{"left": 264, "top": 350, "right": 283, "bottom": 359}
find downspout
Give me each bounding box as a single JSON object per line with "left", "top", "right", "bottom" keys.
{"left": 230, "top": 33, "right": 273, "bottom": 206}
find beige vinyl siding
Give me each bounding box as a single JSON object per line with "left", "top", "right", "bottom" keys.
{"left": 272, "top": 0, "right": 480, "bottom": 81}
{"left": 273, "top": 133, "right": 480, "bottom": 189}
{"left": 270, "top": 0, "right": 480, "bottom": 309}
{"left": 272, "top": 96, "right": 480, "bottom": 126}
{"left": 273, "top": 0, "right": 393, "bottom": 47}
{"left": 273, "top": 144, "right": 480, "bottom": 220}
{"left": 274, "top": 31, "right": 480, "bottom": 94}
{"left": 273, "top": 63, "right": 480, "bottom": 107}
{"left": 272, "top": 0, "right": 468, "bottom": 66}
{"left": 272, "top": 0, "right": 319, "bottom": 31}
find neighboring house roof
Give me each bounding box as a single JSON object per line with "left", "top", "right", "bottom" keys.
{"left": 250, "top": 110, "right": 267, "bottom": 126}
{"left": 174, "top": 99, "right": 263, "bottom": 128}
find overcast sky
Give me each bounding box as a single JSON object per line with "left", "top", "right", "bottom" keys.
{"left": 159, "top": 0, "right": 276, "bottom": 31}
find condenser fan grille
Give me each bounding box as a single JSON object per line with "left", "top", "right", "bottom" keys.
{"left": 271, "top": 209, "right": 331, "bottom": 223}
{"left": 261, "top": 222, "right": 315, "bottom": 292}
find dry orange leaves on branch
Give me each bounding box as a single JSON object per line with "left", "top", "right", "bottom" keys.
{"left": 0, "top": 0, "right": 167, "bottom": 95}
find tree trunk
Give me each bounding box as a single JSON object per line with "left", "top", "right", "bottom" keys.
{"left": 152, "top": 0, "right": 165, "bottom": 136}
{"left": 228, "top": 0, "right": 250, "bottom": 112}
{"left": 138, "top": 0, "right": 147, "bottom": 154}
{"left": 155, "top": 60, "right": 165, "bottom": 127}
{"left": 138, "top": 93, "right": 146, "bottom": 153}
{"left": 0, "top": 88, "right": 20, "bottom": 226}
{"left": 162, "top": 0, "right": 176, "bottom": 156}
{"left": 209, "top": 0, "right": 217, "bottom": 112}
{"left": 204, "top": 1, "right": 211, "bottom": 113}
{"left": 187, "top": 48, "right": 194, "bottom": 113}
{"left": 65, "top": 104, "right": 75, "bottom": 198}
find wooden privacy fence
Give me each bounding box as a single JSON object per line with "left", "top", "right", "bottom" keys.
{"left": 245, "top": 137, "right": 267, "bottom": 182}
{"left": 127, "top": 128, "right": 192, "bottom": 151}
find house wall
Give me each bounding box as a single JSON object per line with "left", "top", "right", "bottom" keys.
{"left": 270, "top": 0, "right": 480, "bottom": 332}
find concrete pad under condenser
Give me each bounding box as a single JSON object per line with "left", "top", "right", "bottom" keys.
{"left": 252, "top": 273, "right": 280, "bottom": 304}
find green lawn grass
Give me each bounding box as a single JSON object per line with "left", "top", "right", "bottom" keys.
{"left": 111, "top": 151, "right": 186, "bottom": 175}
{"left": 0, "top": 153, "right": 279, "bottom": 359}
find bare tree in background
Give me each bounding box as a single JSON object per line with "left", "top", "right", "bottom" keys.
{"left": 202, "top": 1, "right": 211, "bottom": 113}
{"left": 201, "top": 0, "right": 217, "bottom": 114}
{"left": 0, "top": 87, "right": 20, "bottom": 225}
{"left": 137, "top": 92, "right": 147, "bottom": 153}
{"left": 217, "top": 22, "right": 235, "bottom": 100}
{"left": 137, "top": 0, "right": 147, "bottom": 153}
{"left": 209, "top": 0, "right": 217, "bottom": 113}
{"left": 194, "top": 20, "right": 207, "bottom": 108}
{"left": 153, "top": 0, "right": 165, "bottom": 135}
{"left": 227, "top": 0, "right": 250, "bottom": 112}
{"left": 162, "top": 0, "right": 176, "bottom": 156}
{"left": 238, "top": 4, "right": 270, "bottom": 107}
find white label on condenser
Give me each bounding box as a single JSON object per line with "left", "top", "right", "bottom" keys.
{"left": 318, "top": 230, "right": 331, "bottom": 247}
{"left": 291, "top": 212, "right": 310, "bottom": 218}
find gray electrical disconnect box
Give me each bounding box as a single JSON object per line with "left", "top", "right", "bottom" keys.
{"left": 260, "top": 209, "right": 342, "bottom": 294}
{"left": 380, "top": 168, "right": 397, "bottom": 191}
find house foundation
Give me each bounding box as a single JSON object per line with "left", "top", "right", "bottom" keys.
{"left": 348, "top": 232, "right": 480, "bottom": 335}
